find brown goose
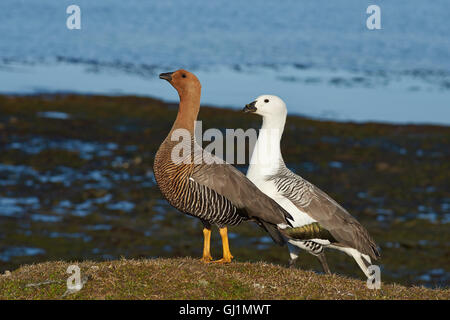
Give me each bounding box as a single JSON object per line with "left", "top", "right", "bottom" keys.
{"left": 153, "top": 70, "right": 292, "bottom": 263}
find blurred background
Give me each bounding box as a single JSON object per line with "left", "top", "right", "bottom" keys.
{"left": 0, "top": 1, "right": 448, "bottom": 288}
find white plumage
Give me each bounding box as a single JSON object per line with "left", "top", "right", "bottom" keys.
{"left": 244, "top": 95, "right": 380, "bottom": 278}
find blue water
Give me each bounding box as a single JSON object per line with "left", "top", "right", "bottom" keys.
{"left": 1, "top": 0, "right": 449, "bottom": 71}
{"left": 0, "top": 0, "right": 449, "bottom": 124}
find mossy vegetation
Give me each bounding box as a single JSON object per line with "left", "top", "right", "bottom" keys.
{"left": 0, "top": 258, "right": 448, "bottom": 300}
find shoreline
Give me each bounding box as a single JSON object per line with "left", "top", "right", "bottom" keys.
{"left": 1, "top": 92, "right": 449, "bottom": 129}
{"left": 1, "top": 62, "right": 449, "bottom": 126}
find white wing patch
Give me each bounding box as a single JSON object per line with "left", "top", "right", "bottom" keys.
{"left": 274, "top": 195, "right": 317, "bottom": 228}
{"left": 248, "top": 175, "right": 317, "bottom": 228}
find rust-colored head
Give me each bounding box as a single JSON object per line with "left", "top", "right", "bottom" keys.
{"left": 159, "top": 69, "right": 201, "bottom": 130}
{"left": 159, "top": 69, "right": 201, "bottom": 98}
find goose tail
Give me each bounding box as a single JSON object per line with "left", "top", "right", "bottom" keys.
{"left": 259, "top": 220, "right": 286, "bottom": 246}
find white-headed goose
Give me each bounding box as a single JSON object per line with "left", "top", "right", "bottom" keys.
{"left": 244, "top": 95, "right": 380, "bottom": 277}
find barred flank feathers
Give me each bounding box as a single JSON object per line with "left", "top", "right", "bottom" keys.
{"left": 282, "top": 222, "right": 336, "bottom": 243}
{"left": 153, "top": 139, "right": 244, "bottom": 227}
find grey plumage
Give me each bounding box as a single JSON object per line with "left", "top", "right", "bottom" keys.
{"left": 154, "top": 137, "right": 293, "bottom": 245}
{"left": 192, "top": 160, "right": 293, "bottom": 228}
{"left": 268, "top": 162, "right": 380, "bottom": 260}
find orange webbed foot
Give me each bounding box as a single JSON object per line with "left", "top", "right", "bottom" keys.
{"left": 212, "top": 255, "right": 233, "bottom": 264}
{"left": 200, "top": 255, "right": 214, "bottom": 263}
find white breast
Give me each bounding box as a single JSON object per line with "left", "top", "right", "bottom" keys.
{"left": 248, "top": 176, "right": 317, "bottom": 228}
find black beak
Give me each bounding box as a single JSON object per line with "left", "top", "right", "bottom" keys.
{"left": 243, "top": 101, "right": 257, "bottom": 113}
{"left": 159, "top": 72, "right": 174, "bottom": 82}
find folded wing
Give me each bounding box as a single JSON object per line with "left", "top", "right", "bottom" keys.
{"left": 270, "top": 167, "right": 380, "bottom": 259}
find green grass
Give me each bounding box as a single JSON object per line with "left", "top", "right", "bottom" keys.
{"left": 0, "top": 258, "right": 448, "bottom": 300}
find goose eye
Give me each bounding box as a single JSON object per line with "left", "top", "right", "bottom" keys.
{"left": 182, "top": 74, "right": 187, "bottom": 78}
{"left": 264, "top": 99, "right": 269, "bottom": 103}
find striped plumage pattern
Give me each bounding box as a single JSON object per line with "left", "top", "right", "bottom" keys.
{"left": 261, "top": 163, "right": 330, "bottom": 258}
{"left": 268, "top": 164, "right": 317, "bottom": 208}
{"left": 301, "top": 240, "right": 324, "bottom": 255}
{"left": 270, "top": 165, "right": 329, "bottom": 256}
{"left": 283, "top": 222, "right": 336, "bottom": 242}
{"left": 268, "top": 162, "right": 380, "bottom": 260}
{"left": 182, "top": 179, "right": 244, "bottom": 226}
{"left": 154, "top": 137, "right": 245, "bottom": 227}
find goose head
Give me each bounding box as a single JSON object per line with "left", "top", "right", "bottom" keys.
{"left": 243, "top": 95, "right": 287, "bottom": 119}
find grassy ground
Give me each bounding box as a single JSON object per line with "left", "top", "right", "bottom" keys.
{"left": 0, "top": 257, "right": 448, "bottom": 300}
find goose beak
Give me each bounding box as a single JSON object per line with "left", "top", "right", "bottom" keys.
{"left": 159, "top": 72, "right": 174, "bottom": 82}
{"left": 243, "top": 101, "right": 257, "bottom": 113}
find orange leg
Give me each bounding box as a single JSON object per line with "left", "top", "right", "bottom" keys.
{"left": 213, "top": 227, "right": 234, "bottom": 263}
{"left": 200, "top": 228, "right": 213, "bottom": 263}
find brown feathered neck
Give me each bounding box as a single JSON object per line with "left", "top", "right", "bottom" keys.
{"left": 171, "top": 86, "right": 201, "bottom": 133}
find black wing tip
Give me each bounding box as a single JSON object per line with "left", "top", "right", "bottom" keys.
{"left": 260, "top": 220, "right": 286, "bottom": 246}
{"left": 372, "top": 246, "right": 381, "bottom": 259}
{"left": 279, "top": 207, "right": 294, "bottom": 227}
